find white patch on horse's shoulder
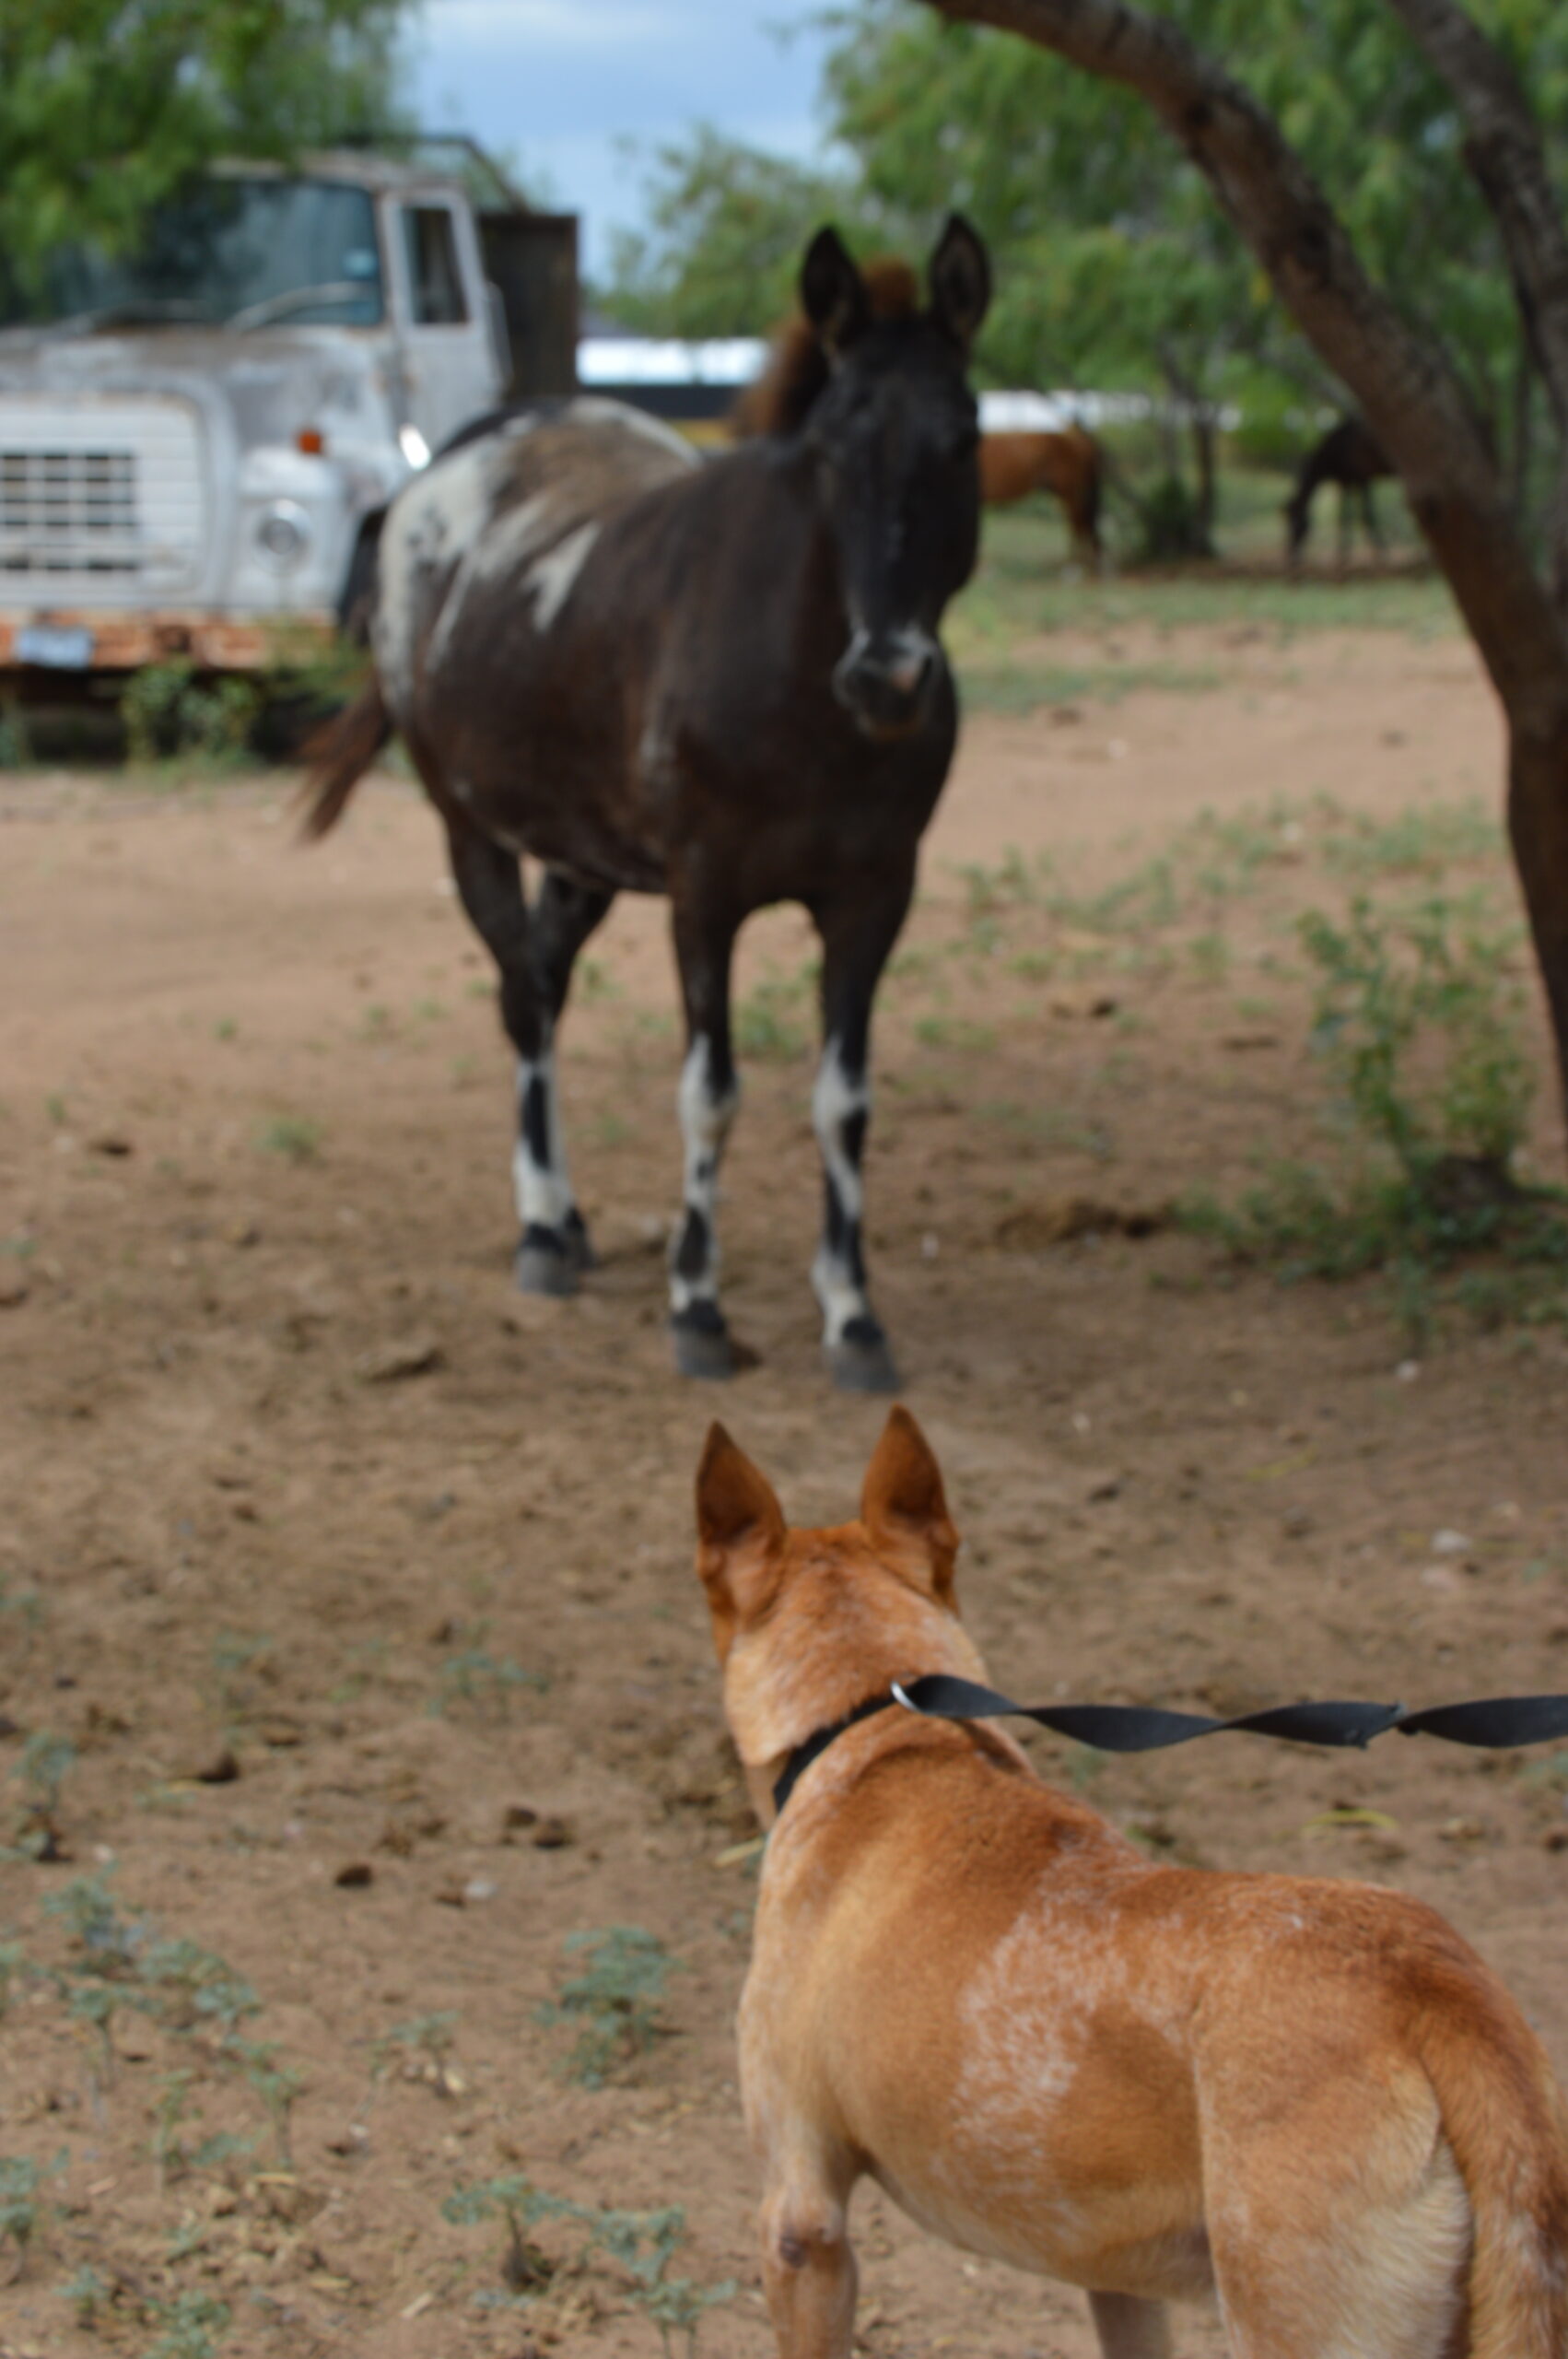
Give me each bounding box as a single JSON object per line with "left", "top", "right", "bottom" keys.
{"left": 525, "top": 520, "right": 601, "bottom": 631}
{"left": 568, "top": 395, "right": 700, "bottom": 469}
{"left": 374, "top": 438, "right": 499, "bottom": 693}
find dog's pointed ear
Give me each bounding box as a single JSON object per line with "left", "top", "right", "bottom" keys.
{"left": 928, "top": 214, "right": 990, "bottom": 351}
{"left": 695, "top": 1423, "right": 786, "bottom": 1653}
{"left": 860, "top": 1406, "right": 960, "bottom": 1605}
{"left": 802, "top": 225, "right": 870, "bottom": 357}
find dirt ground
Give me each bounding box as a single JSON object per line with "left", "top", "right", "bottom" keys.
{"left": 3, "top": 603, "right": 1566, "bottom": 2359}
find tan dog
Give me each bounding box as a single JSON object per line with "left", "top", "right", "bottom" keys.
{"left": 694, "top": 1408, "right": 1568, "bottom": 2359}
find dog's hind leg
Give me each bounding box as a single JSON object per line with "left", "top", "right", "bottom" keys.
{"left": 758, "top": 2179, "right": 858, "bottom": 2359}
{"left": 1089, "top": 2292, "right": 1170, "bottom": 2359}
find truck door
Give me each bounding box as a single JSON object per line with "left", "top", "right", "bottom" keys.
{"left": 391, "top": 196, "right": 501, "bottom": 452}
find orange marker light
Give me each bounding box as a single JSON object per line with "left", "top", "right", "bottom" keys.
{"left": 298, "top": 428, "right": 325, "bottom": 455}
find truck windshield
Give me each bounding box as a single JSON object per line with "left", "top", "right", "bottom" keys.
{"left": 0, "top": 178, "right": 384, "bottom": 331}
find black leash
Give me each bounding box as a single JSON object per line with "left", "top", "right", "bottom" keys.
{"left": 772, "top": 1677, "right": 1568, "bottom": 1815}
{"left": 894, "top": 1674, "right": 1568, "bottom": 1754}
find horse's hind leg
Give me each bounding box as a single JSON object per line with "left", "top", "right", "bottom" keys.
{"left": 445, "top": 824, "right": 596, "bottom": 1295}
{"left": 530, "top": 867, "right": 614, "bottom": 1269}
{"left": 668, "top": 894, "right": 741, "bottom": 1379}
{"left": 809, "top": 862, "right": 914, "bottom": 1393}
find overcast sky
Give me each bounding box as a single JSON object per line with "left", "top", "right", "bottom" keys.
{"left": 408, "top": 0, "right": 837, "bottom": 279}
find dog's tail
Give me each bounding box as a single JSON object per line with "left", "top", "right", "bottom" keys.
{"left": 297, "top": 678, "right": 392, "bottom": 841}
{"left": 1421, "top": 1981, "right": 1568, "bottom": 2355}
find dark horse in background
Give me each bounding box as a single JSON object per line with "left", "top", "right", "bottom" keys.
{"left": 301, "top": 219, "right": 990, "bottom": 1391}
{"left": 1284, "top": 415, "right": 1393, "bottom": 565}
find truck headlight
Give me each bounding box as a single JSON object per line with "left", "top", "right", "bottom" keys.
{"left": 255, "top": 500, "right": 311, "bottom": 569}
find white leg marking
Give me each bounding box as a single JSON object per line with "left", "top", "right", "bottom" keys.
{"left": 512, "top": 1040, "right": 574, "bottom": 1231}
{"left": 812, "top": 1037, "right": 873, "bottom": 1346}
{"left": 670, "top": 1036, "right": 739, "bottom": 1314}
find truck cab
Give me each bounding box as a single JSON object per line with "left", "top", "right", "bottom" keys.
{"left": 0, "top": 150, "right": 577, "bottom": 675}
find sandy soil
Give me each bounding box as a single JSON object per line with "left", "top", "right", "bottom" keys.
{"left": 2, "top": 613, "right": 1566, "bottom": 2359}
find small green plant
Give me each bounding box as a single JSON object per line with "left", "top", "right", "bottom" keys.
{"left": 142, "top": 2288, "right": 231, "bottom": 2359}
{"left": 11, "top": 1731, "right": 76, "bottom": 1859}
{"left": 255, "top": 1114, "right": 322, "bottom": 1165}
{"left": 373, "top": 2010, "right": 461, "bottom": 2095}
{"left": 538, "top": 1927, "right": 674, "bottom": 2088}
{"left": 222, "top": 2037, "right": 302, "bottom": 2168}
{"left": 0, "top": 2151, "right": 66, "bottom": 2275}
{"left": 434, "top": 1627, "right": 545, "bottom": 1720}
{"left": 733, "top": 973, "right": 811, "bottom": 1062}
{"left": 1183, "top": 895, "right": 1568, "bottom": 1339}
{"left": 58, "top": 2264, "right": 113, "bottom": 2325}
{"left": 123, "top": 658, "right": 259, "bottom": 766}
{"left": 443, "top": 2175, "right": 734, "bottom": 2353}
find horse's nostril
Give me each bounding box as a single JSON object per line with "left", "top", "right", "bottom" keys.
{"left": 886, "top": 648, "right": 931, "bottom": 698}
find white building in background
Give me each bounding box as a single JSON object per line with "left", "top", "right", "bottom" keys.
{"left": 577, "top": 334, "right": 1140, "bottom": 435}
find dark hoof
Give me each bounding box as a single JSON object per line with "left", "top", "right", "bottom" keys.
{"left": 563, "top": 1209, "right": 597, "bottom": 1273}
{"left": 671, "top": 1307, "right": 734, "bottom": 1381}
{"left": 515, "top": 1226, "right": 580, "bottom": 1298}
{"left": 826, "top": 1323, "right": 900, "bottom": 1393}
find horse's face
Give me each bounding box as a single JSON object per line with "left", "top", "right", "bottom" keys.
{"left": 802, "top": 219, "right": 989, "bottom": 741}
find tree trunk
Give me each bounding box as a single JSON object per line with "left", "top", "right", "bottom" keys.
{"left": 1191, "top": 405, "right": 1217, "bottom": 553}
{"left": 921, "top": 0, "right": 1568, "bottom": 1132}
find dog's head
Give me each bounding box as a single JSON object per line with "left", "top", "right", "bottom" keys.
{"left": 694, "top": 1406, "right": 988, "bottom": 1820}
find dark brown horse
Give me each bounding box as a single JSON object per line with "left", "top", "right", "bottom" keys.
{"left": 301, "top": 219, "right": 990, "bottom": 1391}
{"left": 978, "top": 426, "right": 1103, "bottom": 562}
{"left": 1284, "top": 415, "right": 1393, "bottom": 564}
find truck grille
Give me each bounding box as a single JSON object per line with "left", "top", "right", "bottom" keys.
{"left": 0, "top": 396, "right": 205, "bottom": 594}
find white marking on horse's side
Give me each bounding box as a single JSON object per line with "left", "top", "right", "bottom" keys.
{"left": 374, "top": 431, "right": 514, "bottom": 708}
{"left": 524, "top": 520, "right": 601, "bottom": 632}
{"left": 567, "top": 395, "right": 701, "bottom": 468}
{"left": 512, "top": 1044, "right": 574, "bottom": 1231}
{"left": 811, "top": 1036, "right": 872, "bottom": 1344}
{"left": 669, "top": 1036, "right": 740, "bottom": 1313}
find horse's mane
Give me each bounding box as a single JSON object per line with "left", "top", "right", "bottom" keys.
{"left": 731, "top": 258, "right": 921, "bottom": 440}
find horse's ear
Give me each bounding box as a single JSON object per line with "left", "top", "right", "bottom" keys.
{"left": 860, "top": 1406, "right": 960, "bottom": 1606}
{"left": 695, "top": 1423, "right": 786, "bottom": 1652}
{"left": 929, "top": 215, "right": 990, "bottom": 351}
{"left": 802, "top": 225, "right": 870, "bottom": 356}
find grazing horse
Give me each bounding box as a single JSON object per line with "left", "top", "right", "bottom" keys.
{"left": 978, "top": 426, "right": 1103, "bottom": 561}
{"left": 1284, "top": 415, "right": 1393, "bottom": 564}
{"left": 300, "top": 218, "right": 990, "bottom": 1391}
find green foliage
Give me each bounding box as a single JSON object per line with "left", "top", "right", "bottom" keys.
{"left": 443, "top": 2173, "right": 734, "bottom": 2354}
{"left": 0, "top": 1, "right": 410, "bottom": 298}
{"left": 434, "top": 1628, "right": 546, "bottom": 1720}
{"left": 122, "top": 662, "right": 260, "bottom": 767}
{"left": 603, "top": 0, "right": 1568, "bottom": 534}
{"left": 373, "top": 2010, "right": 460, "bottom": 2094}
{"left": 733, "top": 969, "right": 814, "bottom": 1062}
{"left": 143, "top": 2290, "right": 231, "bottom": 2359}
{"left": 0, "top": 2150, "right": 66, "bottom": 2270}
{"left": 603, "top": 126, "right": 851, "bottom": 334}
{"left": 1183, "top": 895, "right": 1568, "bottom": 1337}
{"left": 255, "top": 1113, "right": 322, "bottom": 1165}
{"left": 538, "top": 1927, "right": 674, "bottom": 2089}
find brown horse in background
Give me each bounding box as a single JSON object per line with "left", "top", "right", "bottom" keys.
{"left": 979, "top": 426, "right": 1103, "bottom": 561}
{"left": 1284, "top": 415, "right": 1393, "bottom": 565}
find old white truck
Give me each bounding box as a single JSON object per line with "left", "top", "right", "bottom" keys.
{"left": 0, "top": 147, "right": 577, "bottom": 677}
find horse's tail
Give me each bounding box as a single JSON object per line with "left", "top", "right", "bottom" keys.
{"left": 1417, "top": 1981, "right": 1568, "bottom": 2356}
{"left": 297, "top": 679, "right": 392, "bottom": 841}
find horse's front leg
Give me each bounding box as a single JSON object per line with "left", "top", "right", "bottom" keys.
{"left": 528, "top": 866, "right": 614, "bottom": 1273}
{"left": 668, "top": 898, "right": 741, "bottom": 1379}
{"left": 810, "top": 867, "right": 914, "bottom": 1393}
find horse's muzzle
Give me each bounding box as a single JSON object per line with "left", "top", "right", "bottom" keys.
{"left": 833, "top": 628, "right": 942, "bottom": 739}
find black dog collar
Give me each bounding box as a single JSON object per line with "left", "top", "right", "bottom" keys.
{"left": 772, "top": 1691, "right": 899, "bottom": 1816}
